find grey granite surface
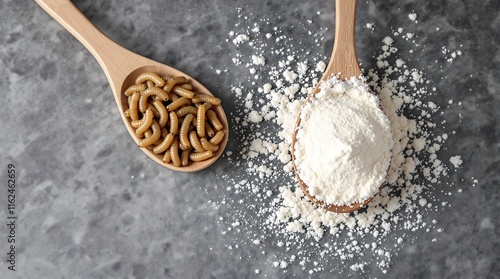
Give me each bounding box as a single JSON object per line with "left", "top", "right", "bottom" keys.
{"left": 0, "top": 0, "right": 499, "bottom": 278}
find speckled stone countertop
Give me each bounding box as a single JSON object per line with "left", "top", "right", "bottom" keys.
{"left": 0, "top": 0, "right": 499, "bottom": 278}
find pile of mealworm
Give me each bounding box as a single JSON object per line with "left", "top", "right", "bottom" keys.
{"left": 123, "top": 72, "right": 225, "bottom": 167}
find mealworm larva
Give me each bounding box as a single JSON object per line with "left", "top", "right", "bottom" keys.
{"left": 177, "top": 116, "right": 184, "bottom": 128}
{"left": 131, "top": 119, "right": 142, "bottom": 128}
{"left": 124, "top": 109, "right": 131, "bottom": 118}
{"left": 172, "top": 86, "right": 195, "bottom": 99}
{"left": 153, "top": 99, "right": 168, "bottom": 127}
{"left": 207, "top": 110, "right": 223, "bottom": 130}
{"left": 169, "top": 93, "right": 179, "bottom": 102}
{"left": 166, "top": 97, "right": 191, "bottom": 111}
{"left": 128, "top": 92, "right": 140, "bottom": 121}
{"left": 189, "top": 130, "right": 205, "bottom": 153}
{"left": 205, "top": 121, "right": 215, "bottom": 137}
{"left": 189, "top": 150, "right": 214, "bottom": 162}
{"left": 163, "top": 76, "right": 187, "bottom": 93}
{"left": 139, "top": 87, "right": 169, "bottom": 112}
{"left": 161, "top": 127, "right": 169, "bottom": 138}
{"left": 200, "top": 138, "right": 219, "bottom": 152}
{"left": 176, "top": 106, "right": 198, "bottom": 117}
{"left": 179, "top": 114, "right": 194, "bottom": 150}
{"left": 162, "top": 150, "right": 172, "bottom": 163}
{"left": 181, "top": 148, "right": 192, "bottom": 166}
{"left": 189, "top": 123, "right": 196, "bottom": 133}
{"left": 191, "top": 94, "right": 221, "bottom": 105}
{"left": 146, "top": 80, "right": 155, "bottom": 88}
{"left": 142, "top": 128, "right": 153, "bottom": 150}
{"left": 196, "top": 104, "right": 206, "bottom": 138}
{"left": 203, "top": 102, "right": 213, "bottom": 111}
{"left": 128, "top": 95, "right": 133, "bottom": 107}
{"left": 147, "top": 103, "right": 161, "bottom": 118}
{"left": 135, "top": 109, "right": 153, "bottom": 137}
{"left": 153, "top": 133, "right": 174, "bottom": 154}
{"left": 180, "top": 83, "right": 193, "bottom": 90}
{"left": 135, "top": 72, "right": 165, "bottom": 87}
{"left": 154, "top": 137, "right": 163, "bottom": 145}
{"left": 144, "top": 128, "right": 152, "bottom": 136}
{"left": 209, "top": 130, "right": 226, "bottom": 145}
{"left": 170, "top": 137, "right": 181, "bottom": 167}
{"left": 124, "top": 84, "right": 146, "bottom": 97}
{"left": 169, "top": 112, "right": 179, "bottom": 135}
{"left": 138, "top": 120, "right": 161, "bottom": 148}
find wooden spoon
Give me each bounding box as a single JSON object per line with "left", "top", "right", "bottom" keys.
{"left": 35, "top": 0, "right": 228, "bottom": 172}
{"left": 291, "top": 0, "right": 379, "bottom": 213}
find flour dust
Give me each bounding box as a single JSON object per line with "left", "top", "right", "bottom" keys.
{"left": 207, "top": 9, "right": 467, "bottom": 276}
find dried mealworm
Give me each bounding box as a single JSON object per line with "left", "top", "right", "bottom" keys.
{"left": 124, "top": 84, "right": 146, "bottom": 97}
{"left": 207, "top": 110, "right": 223, "bottom": 130}
{"left": 170, "top": 137, "right": 181, "bottom": 167}
{"left": 153, "top": 133, "right": 174, "bottom": 154}
{"left": 135, "top": 109, "right": 154, "bottom": 137}
{"left": 162, "top": 150, "right": 172, "bottom": 163}
{"left": 163, "top": 76, "right": 187, "bottom": 93}
{"left": 176, "top": 106, "right": 198, "bottom": 117}
{"left": 138, "top": 120, "right": 161, "bottom": 148}
{"left": 191, "top": 93, "right": 221, "bottom": 105}
{"left": 139, "top": 87, "right": 169, "bottom": 112}
{"left": 200, "top": 138, "right": 219, "bottom": 152}
{"left": 166, "top": 97, "right": 191, "bottom": 111}
{"left": 189, "top": 130, "right": 205, "bottom": 153}
{"left": 135, "top": 72, "right": 165, "bottom": 87}
{"left": 179, "top": 83, "right": 193, "bottom": 90}
{"left": 128, "top": 92, "right": 140, "bottom": 121}
{"left": 172, "top": 86, "right": 195, "bottom": 99}
{"left": 169, "top": 111, "right": 179, "bottom": 135}
{"left": 179, "top": 114, "right": 194, "bottom": 150}
{"left": 153, "top": 99, "right": 168, "bottom": 127}
{"left": 189, "top": 150, "right": 214, "bottom": 162}
{"left": 205, "top": 121, "right": 215, "bottom": 138}
{"left": 196, "top": 104, "right": 206, "bottom": 138}
{"left": 209, "top": 130, "right": 226, "bottom": 145}
{"left": 181, "top": 148, "right": 192, "bottom": 166}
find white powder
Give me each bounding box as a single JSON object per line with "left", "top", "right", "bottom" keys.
{"left": 315, "top": 61, "right": 326, "bottom": 72}
{"left": 449, "top": 156, "right": 463, "bottom": 168}
{"left": 295, "top": 76, "right": 393, "bottom": 206}
{"left": 248, "top": 110, "right": 263, "bottom": 123}
{"left": 408, "top": 12, "right": 418, "bottom": 22}
{"left": 210, "top": 8, "right": 467, "bottom": 276}
{"left": 252, "top": 55, "right": 266, "bottom": 66}
{"left": 232, "top": 34, "right": 249, "bottom": 45}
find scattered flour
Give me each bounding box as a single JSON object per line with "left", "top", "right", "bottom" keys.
{"left": 408, "top": 12, "right": 418, "bottom": 22}
{"left": 232, "top": 34, "right": 249, "bottom": 45}
{"left": 211, "top": 8, "right": 466, "bottom": 276}
{"left": 449, "top": 156, "right": 463, "bottom": 168}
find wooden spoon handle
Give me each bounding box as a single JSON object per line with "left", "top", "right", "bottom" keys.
{"left": 34, "top": 0, "right": 145, "bottom": 89}
{"left": 327, "top": 0, "right": 361, "bottom": 79}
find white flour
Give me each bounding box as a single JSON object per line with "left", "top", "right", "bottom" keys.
{"left": 210, "top": 8, "right": 467, "bottom": 276}
{"left": 295, "top": 76, "right": 393, "bottom": 206}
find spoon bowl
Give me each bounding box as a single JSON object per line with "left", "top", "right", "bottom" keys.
{"left": 292, "top": 0, "right": 386, "bottom": 212}
{"left": 35, "top": 0, "right": 228, "bottom": 172}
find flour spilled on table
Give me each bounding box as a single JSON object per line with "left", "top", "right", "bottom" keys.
{"left": 209, "top": 9, "right": 466, "bottom": 275}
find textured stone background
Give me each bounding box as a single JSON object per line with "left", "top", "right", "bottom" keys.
{"left": 0, "top": 0, "right": 498, "bottom": 278}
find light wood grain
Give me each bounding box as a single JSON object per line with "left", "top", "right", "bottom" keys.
{"left": 34, "top": 0, "right": 228, "bottom": 172}
{"left": 315, "top": 0, "right": 361, "bottom": 92}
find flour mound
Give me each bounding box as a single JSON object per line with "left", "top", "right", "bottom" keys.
{"left": 295, "top": 76, "right": 393, "bottom": 205}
